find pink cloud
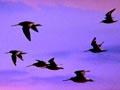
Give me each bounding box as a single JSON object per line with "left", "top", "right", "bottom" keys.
{"left": 1, "top": 0, "right": 120, "bottom": 10}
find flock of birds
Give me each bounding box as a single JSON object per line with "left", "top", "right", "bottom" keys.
{"left": 6, "top": 8, "right": 117, "bottom": 83}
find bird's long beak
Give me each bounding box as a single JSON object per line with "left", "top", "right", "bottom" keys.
{"left": 85, "top": 70, "right": 90, "bottom": 72}
{"left": 63, "top": 79, "right": 70, "bottom": 81}
{"left": 21, "top": 52, "right": 27, "bottom": 54}
{"left": 59, "top": 64, "right": 63, "bottom": 66}
{"left": 11, "top": 24, "right": 19, "bottom": 26}
{"left": 5, "top": 52, "right": 9, "bottom": 54}
{"left": 100, "top": 20, "right": 104, "bottom": 23}
{"left": 26, "top": 65, "right": 33, "bottom": 67}
{"left": 84, "top": 50, "right": 89, "bottom": 52}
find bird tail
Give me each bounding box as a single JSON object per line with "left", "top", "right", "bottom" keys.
{"left": 21, "top": 52, "right": 27, "bottom": 54}
{"left": 35, "top": 24, "right": 42, "bottom": 26}
{"left": 87, "top": 79, "right": 94, "bottom": 82}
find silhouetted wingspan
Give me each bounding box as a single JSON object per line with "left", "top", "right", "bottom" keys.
{"left": 31, "top": 25, "right": 38, "bottom": 32}
{"left": 106, "top": 8, "right": 116, "bottom": 15}
{"left": 105, "top": 8, "right": 116, "bottom": 20}
{"left": 11, "top": 55, "right": 17, "bottom": 66}
{"left": 49, "top": 58, "right": 55, "bottom": 61}
{"left": 22, "top": 26, "right": 31, "bottom": 41}
{"left": 17, "top": 54, "right": 23, "bottom": 61}
{"left": 48, "top": 58, "right": 58, "bottom": 67}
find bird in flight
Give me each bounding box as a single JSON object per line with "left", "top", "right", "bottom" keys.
{"left": 46, "top": 58, "right": 64, "bottom": 70}
{"left": 27, "top": 58, "right": 63, "bottom": 70}
{"left": 86, "top": 37, "right": 106, "bottom": 53}
{"left": 12, "top": 21, "right": 42, "bottom": 41}
{"left": 27, "top": 60, "right": 47, "bottom": 68}
{"left": 101, "top": 8, "right": 117, "bottom": 24}
{"left": 63, "top": 70, "right": 93, "bottom": 83}
{"left": 6, "top": 50, "right": 26, "bottom": 66}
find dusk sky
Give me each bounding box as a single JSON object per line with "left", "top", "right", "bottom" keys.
{"left": 0, "top": 0, "right": 120, "bottom": 90}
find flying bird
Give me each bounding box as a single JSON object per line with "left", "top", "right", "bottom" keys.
{"left": 12, "top": 21, "right": 42, "bottom": 41}
{"left": 46, "top": 58, "right": 64, "bottom": 70}
{"left": 86, "top": 37, "right": 106, "bottom": 53}
{"left": 63, "top": 70, "right": 93, "bottom": 83}
{"left": 101, "top": 8, "right": 117, "bottom": 24}
{"left": 6, "top": 50, "right": 26, "bottom": 66}
{"left": 27, "top": 58, "right": 63, "bottom": 70}
{"left": 27, "top": 60, "right": 47, "bottom": 68}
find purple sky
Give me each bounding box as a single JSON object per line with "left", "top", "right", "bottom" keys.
{"left": 0, "top": 0, "right": 120, "bottom": 90}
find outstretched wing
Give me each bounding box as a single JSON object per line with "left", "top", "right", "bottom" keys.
{"left": 17, "top": 54, "right": 23, "bottom": 61}
{"left": 22, "top": 26, "right": 31, "bottom": 41}
{"left": 91, "top": 37, "right": 96, "bottom": 46}
{"left": 11, "top": 54, "right": 17, "bottom": 66}
{"left": 31, "top": 25, "right": 39, "bottom": 32}
{"left": 105, "top": 8, "right": 116, "bottom": 20}
{"left": 48, "top": 58, "right": 57, "bottom": 67}
{"left": 48, "top": 58, "right": 55, "bottom": 61}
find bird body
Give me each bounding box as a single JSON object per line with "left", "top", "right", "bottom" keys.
{"left": 46, "top": 65, "right": 63, "bottom": 70}
{"left": 66, "top": 77, "right": 93, "bottom": 83}
{"left": 89, "top": 49, "right": 106, "bottom": 53}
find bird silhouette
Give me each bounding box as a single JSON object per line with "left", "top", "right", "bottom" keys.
{"left": 6, "top": 50, "right": 26, "bottom": 66}
{"left": 27, "top": 60, "right": 47, "bottom": 68}
{"left": 87, "top": 37, "right": 106, "bottom": 53}
{"left": 101, "top": 8, "right": 117, "bottom": 24}
{"left": 46, "top": 58, "right": 64, "bottom": 70}
{"left": 12, "top": 21, "right": 42, "bottom": 41}
{"left": 63, "top": 70, "right": 93, "bottom": 83}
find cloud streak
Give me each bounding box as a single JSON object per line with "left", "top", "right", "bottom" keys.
{"left": 0, "top": 70, "right": 29, "bottom": 85}
{"left": 1, "top": 0, "right": 120, "bottom": 10}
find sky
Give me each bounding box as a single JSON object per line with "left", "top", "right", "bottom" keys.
{"left": 0, "top": 0, "right": 120, "bottom": 90}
